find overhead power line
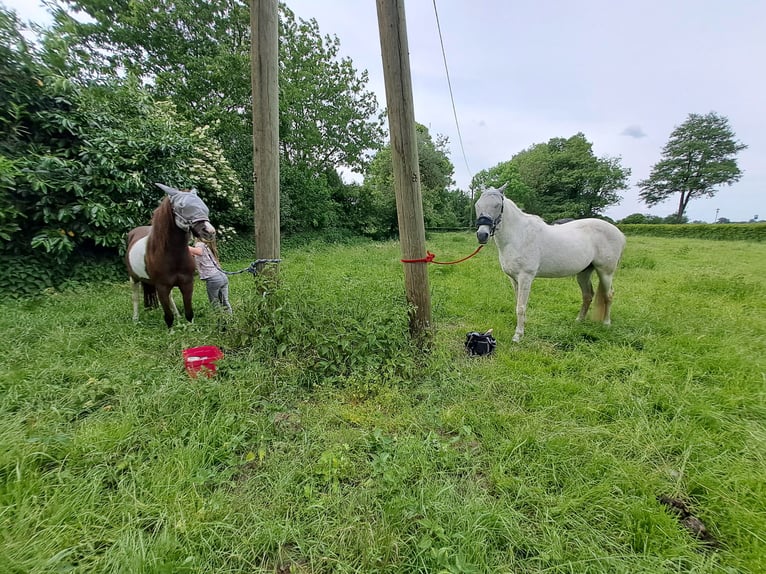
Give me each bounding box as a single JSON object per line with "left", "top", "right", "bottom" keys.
{"left": 432, "top": 0, "right": 473, "bottom": 183}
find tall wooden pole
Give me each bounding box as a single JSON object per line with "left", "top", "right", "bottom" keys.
{"left": 250, "top": 0, "right": 280, "bottom": 273}
{"left": 376, "top": 0, "right": 432, "bottom": 338}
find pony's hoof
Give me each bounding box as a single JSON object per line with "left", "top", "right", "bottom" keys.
{"left": 512, "top": 335, "right": 521, "bottom": 343}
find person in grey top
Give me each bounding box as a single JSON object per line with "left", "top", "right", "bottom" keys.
{"left": 189, "top": 239, "right": 233, "bottom": 313}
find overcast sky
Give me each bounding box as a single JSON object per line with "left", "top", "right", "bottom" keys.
{"left": 6, "top": 1, "right": 764, "bottom": 222}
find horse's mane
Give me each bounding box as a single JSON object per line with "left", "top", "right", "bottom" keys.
{"left": 502, "top": 194, "right": 547, "bottom": 226}
{"left": 149, "top": 196, "right": 184, "bottom": 248}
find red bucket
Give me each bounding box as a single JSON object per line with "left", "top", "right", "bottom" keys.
{"left": 183, "top": 345, "right": 224, "bottom": 378}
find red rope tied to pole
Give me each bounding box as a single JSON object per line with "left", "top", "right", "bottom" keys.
{"left": 401, "top": 244, "right": 484, "bottom": 265}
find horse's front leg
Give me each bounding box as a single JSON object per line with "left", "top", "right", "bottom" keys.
{"left": 156, "top": 285, "right": 176, "bottom": 329}
{"left": 169, "top": 292, "right": 181, "bottom": 318}
{"left": 511, "top": 274, "right": 533, "bottom": 342}
{"left": 180, "top": 283, "right": 194, "bottom": 323}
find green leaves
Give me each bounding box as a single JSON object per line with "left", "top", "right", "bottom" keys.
{"left": 474, "top": 133, "right": 629, "bottom": 221}
{"left": 50, "top": 0, "right": 386, "bottom": 234}
{"left": 1, "top": 12, "right": 245, "bottom": 268}
{"left": 638, "top": 112, "right": 747, "bottom": 218}
{"left": 362, "top": 123, "right": 468, "bottom": 235}
{"left": 279, "top": 6, "right": 384, "bottom": 174}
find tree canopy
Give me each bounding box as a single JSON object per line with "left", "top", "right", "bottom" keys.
{"left": 0, "top": 7, "right": 242, "bottom": 260}
{"left": 48, "top": 0, "right": 386, "bottom": 232}
{"left": 638, "top": 112, "right": 747, "bottom": 220}
{"left": 358, "top": 124, "right": 468, "bottom": 237}
{"left": 472, "top": 133, "right": 630, "bottom": 221}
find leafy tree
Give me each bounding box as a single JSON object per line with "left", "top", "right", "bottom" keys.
{"left": 470, "top": 161, "right": 533, "bottom": 216}
{"left": 1, "top": 7, "right": 242, "bottom": 261}
{"left": 360, "top": 124, "right": 467, "bottom": 237}
{"left": 662, "top": 213, "right": 688, "bottom": 224}
{"left": 618, "top": 213, "right": 664, "bottom": 224}
{"left": 278, "top": 7, "right": 385, "bottom": 174}
{"left": 48, "top": 0, "right": 386, "bottom": 233}
{"left": 356, "top": 145, "right": 397, "bottom": 238}
{"left": 638, "top": 112, "right": 747, "bottom": 220}
{"left": 1, "top": 9, "right": 41, "bottom": 242}
{"left": 619, "top": 213, "right": 652, "bottom": 224}
{"left": 473, "top": 133, "right": 629, "bottom": 221}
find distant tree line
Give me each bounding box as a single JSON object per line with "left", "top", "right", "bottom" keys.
{"left": 620, "top": 213, "right": 762, "bottom": 225}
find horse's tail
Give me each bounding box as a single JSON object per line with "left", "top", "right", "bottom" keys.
{"left": 143, "top": 283, "right": 158, "bottom": 309}
{"left": 593, "top": 281, "right": 609, "bottom": 322}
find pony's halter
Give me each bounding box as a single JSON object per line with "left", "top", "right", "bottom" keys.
{"left": 476, "top": 192, "right": 504, "bottom": 236}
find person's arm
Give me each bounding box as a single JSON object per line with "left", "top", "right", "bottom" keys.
{"left": 189, "top": 245, "right": 204, "bottom": 256}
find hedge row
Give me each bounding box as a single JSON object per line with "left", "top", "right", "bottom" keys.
{"left": 617, "top": 223, "right": 766, "bottom": 242}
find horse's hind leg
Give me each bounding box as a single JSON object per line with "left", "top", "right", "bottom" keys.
{"left": 594, "top": 269, "right": 615, "bottom": 324}
{"left": 130, "top": 277, "right": 140, "bottom": 322}
{"left": 576, "top": 267, "right": 595, "bottom": 321}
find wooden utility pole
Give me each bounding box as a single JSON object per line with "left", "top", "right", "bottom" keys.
{"left": 376, "top": 0, "right": 432, "bottom": 338}
{"left": 250, "top": 0, "right": 280, "bottom": 273}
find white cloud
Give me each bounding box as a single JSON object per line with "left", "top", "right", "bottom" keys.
{"left": 621, "top": 126, "right": 647, "bottom": 139}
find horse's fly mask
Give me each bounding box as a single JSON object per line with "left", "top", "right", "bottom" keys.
{"left": 155, "top": 183, "right": 211, "bottom": 232}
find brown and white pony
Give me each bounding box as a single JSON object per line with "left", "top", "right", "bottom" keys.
{"left": 125, "top": 184, "right": 216, "bottom": 328}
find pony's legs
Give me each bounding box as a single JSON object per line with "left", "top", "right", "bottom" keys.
{"left": 593, "top": 269, "right": 615, "bottom": 324}
{"left": 169, "top": 294, "right": 180, "bottom": 318}
{"left": 130, "top": 277, "right": 140, "bottom": 322}
{"left": 511, "top": 274, "right": 533, "bottom": 342}
{"left": 180, "top": 284, "right": 194, "bottom": 323}
{"left": 576, "top": 268, "right": 595, "bottom": 321}
{"left": 155, "top": 285, "right": 176, "bottom": 329}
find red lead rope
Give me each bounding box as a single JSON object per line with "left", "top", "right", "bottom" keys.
{"left": 400, "top": 244, "right": 484, "bottom": 265}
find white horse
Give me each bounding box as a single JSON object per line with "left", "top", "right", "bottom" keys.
{"left": 475, "top": 184, "right": 626, "bottom": 342}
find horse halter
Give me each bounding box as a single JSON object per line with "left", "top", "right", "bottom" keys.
{"left": 476, "top": 192, "right": 504, "bottom": 236}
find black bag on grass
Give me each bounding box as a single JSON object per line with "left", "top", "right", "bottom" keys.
{"left": 465, "top": 330, "right": 496, "bottom": 356}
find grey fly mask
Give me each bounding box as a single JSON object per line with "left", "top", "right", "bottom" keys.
{"left": 155, "top": 183, "right": 215, "bottom": 237}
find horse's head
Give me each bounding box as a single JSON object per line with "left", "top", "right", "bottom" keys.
{"left": 156, "top": 183, "right": 216, "bottom": 240}
{"left": 475, "top": 183, "right": 507, "bottom": 244}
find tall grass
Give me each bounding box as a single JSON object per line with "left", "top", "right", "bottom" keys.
{"left": 1, "top": 234, "right": 764, "bottom": 573}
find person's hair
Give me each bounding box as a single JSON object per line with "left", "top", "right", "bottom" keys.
{"left": 200, "top": 237, "right": 220, "bottom": 262}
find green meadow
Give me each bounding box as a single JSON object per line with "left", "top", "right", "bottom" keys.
{"left": 1, "top": 233, "right": 764, "bottom": 573}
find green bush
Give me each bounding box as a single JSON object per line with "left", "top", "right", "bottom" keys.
{"left": 217, "top": 236, "right": 257, "bottom": 262}
{"left": 223, "top": 279, "right": 417, "bottom": 390}
{"left": 618, "top": 223, "right": 766, "bottom": 241}
{"left": 0, "top": 248, "right": 123, "bottom": 298}
{"left": 1, "top": 13, "right": 246, "bottom": 262}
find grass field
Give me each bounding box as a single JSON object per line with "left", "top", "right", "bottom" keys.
{"left": 1, "top": 233, "right": 764, "bottom": 573}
